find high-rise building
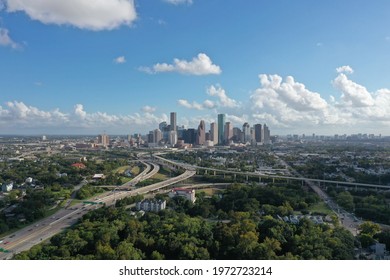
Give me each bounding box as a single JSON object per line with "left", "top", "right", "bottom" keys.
{"left": 262, "top": 124, "right": 270, "bottom": 144}
{"left": 169, "top": 130, "right": 177, "bottom": 146}
{"left": 224, "top": 122, "right": 233, "bottom": 144}
{"left": 210, "top": 122, "right": 218, "bottom": 145}
{"left": 242, "top": 122, "right": 251, "bottom": 143}
{"left": 98, "top": 133, "right": 110, "bottom": 147}
{"left": 183, "top": 129, "right": 196, "bottom": 145}
{"left": 170, "top": 112, "right": 177, "bottom": 131}
{"left": 153, "top": 129, "right": 162, "bottom": 143}
{"left": 254, "top": 124, "right": 262, "bottom": 143}
{"left": 233, "top": 127, "right": 242, "bottom": 143}
{"left": 159, "top": 121, "right": 167, "bottom": 131}
{"left": 218, "top": 114, "right": 225, "bottom": 145}
{"left": 196, "top": 120, "right": 206, "bottom": 145}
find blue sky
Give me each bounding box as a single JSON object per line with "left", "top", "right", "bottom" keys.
{"left": 1, "top": 0, "right": 390, "bottom": 135}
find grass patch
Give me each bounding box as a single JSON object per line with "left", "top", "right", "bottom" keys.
{"left": 131, "top": 166, "right": 141, "bottom": 176}
{"left": 120, "top": 177, "right": 132, "bottom": 184}
{"left": 307, "top": 201, "right": 333, "bottom": 215}
{"left": 113, "top": 165, "right": 131, "bottom": 174}
{"left": 198, "top": 188, "right": 223, "bottom": 196}
{"left": 151, "top": 172, "right": 169, "bottom": 181}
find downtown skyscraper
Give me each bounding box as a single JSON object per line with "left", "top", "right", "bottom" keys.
{"left": 218, "top": 113, "right": 225, "bottom": 145}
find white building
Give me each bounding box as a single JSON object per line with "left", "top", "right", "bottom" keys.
{"left": 136, "top": 199, "right": 166, "bottom": 212}
{"left": 2, "top": 183, "right": 13, "bottom": 192}
{"left": 168, "top": 188, "right": 196, "bottom": 203}
{"left": 25, "top": 177, "right": 33, "bottom": 184}
{"left": 169, "top": 130, "right": 178, "bottom": 146}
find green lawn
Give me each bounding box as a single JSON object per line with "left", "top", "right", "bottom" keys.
{"left": 113, "top": 165, "right": 131, "bottom": 174}
{"left": 307, "top": 201, "right": 333, "bottom": 215}
{"left": 151, "top": 172, "right": 169, "bottom": 181}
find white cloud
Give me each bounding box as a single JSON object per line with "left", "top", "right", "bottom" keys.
{"left": 207, "top": 85, "right": 239, "bottom": 108}
{"left": 0, "top": 27, "right": 20, "bottom": 49}
{"left": 0, "top": 101, "right": 167, "bottom": 133}
{"left": 140, "top": 53, "right": 221, "bottom": 75}
{"left": 336, "top": 65, "right": 354, "bottom": 74}
{"left": 332, "top": 73, "right": 374, "bottom": 107}
{"left": 4, "top": 0, "right": 137, "bottom": 31}
{"left": 246, "top": 67, "right": 390, "bottom": 133}
{"left": 177, "top": 99, "right": 213, "bottom": 110}
{"left": 114, "top": 56, "right": 126, "bottom": 64}
{"left": 142, "top": 105, "right": 156, "bottom": 113}
{"left": 163, "top": 0, "right": 193, "bottom": 5}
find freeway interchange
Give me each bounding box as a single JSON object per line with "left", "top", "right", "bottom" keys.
{"left": 0, "top": 160, "right": 193, "bottom": 260}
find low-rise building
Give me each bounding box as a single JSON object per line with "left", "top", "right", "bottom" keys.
{"left": 92, "top": 174, "right": 105, "bottom": 180}
{"left": 2, "top": 182, "right": 13, "bottom": 192}
{"left": 136, "top": 199, "right": 166, "bottom": 212}
{"left": 71, "top": 162, "right": 86, "bottom": 169}
{"left": 168, "top": 188, "right": 196, "bottom": 203}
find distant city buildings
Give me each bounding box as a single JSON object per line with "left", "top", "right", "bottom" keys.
{"left": 98, "top": 133, "right": 110, "bottom": 147}
{"left": 85, "top": 112, "right": 273, "bottom": 149}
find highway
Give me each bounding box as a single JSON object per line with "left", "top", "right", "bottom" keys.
{"left": 154, "top": 154, "right": 390, "bottom": 190}
{"left": 0, "top": 160, "right": 191, "bottom": 260}
{"left": 156, "top": 153, "right": 366, "bottom": 235}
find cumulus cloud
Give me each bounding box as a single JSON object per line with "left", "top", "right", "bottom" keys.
{"left": 336, "top": 65, "right": 354, "bottom": 74}
{"left": 207, "top": 85, "right": 239, "bottom": 108}
{"left": 246, "top": 67, "right": 390, "bottom": 133}
{"left": 0, "top": 27, "right": 20, "bottom": 49}
{"left": 142, "top": 105, "right": 156, "bottom": 113}
{"left": 3, "top": 0, "right": 137, "bottom": 31}
{"left": 333, "top": 73, "right": 374, "bottom": 107}
{"left": 163, "top": 0, "right": 193, "bottom": 5}
{"left": 0, "top": 101, "right": 167, "bottom": 133}
{"left": 139, "top": 53, "right": 221, "bottom": 75}
{"left": 114, "top": 56, "right": 126, "bottom": 64}
{"left": 249, "top": 73, "right": 337, "bottom": 128}
{"left": 177, "top": 99, "right": 215, "bottom": 110}
{"left": 177, "top": 84, "right": 238, "bottom": 112}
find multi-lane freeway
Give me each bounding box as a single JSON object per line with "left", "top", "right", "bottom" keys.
{"left": 0, "top": 160, "right": 192, "bottom": 260}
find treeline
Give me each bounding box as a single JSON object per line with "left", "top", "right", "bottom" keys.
{"left": 14, "top": 183, "right": 355, "bottom": 260}
{"left": 327, "top": 187, "right": 390, "bottom": 225}
{"left": 1, "top": 185, "right": 73, "bottom": 234}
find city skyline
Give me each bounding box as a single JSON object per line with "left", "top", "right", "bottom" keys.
{"left": 2, "top": 1, "right": 390, "bottom": 135}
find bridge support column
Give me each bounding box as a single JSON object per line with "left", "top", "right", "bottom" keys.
{"left": 205, "top": 170, "right": 208, "bottom": 175}
{"left": 214, "top": 171, "right": 216, "bottom": 176}
{"left": 259, "top": 176, "right": 261, "bottom": 183}
{"left": 234, "top": 174, "right": 237, "bottom": 180}
{"left": 272, "top": 178, "right": 275, "bottom": 183}
{"left": 223, "top": 173, "right": 226, "bottom": 179}
{"left": 246, "top": 175, "right": 249, "bottom": 181}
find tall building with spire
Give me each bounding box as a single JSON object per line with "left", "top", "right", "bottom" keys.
{"left": 218, "top": 114, "right": 225, "bottom": 145}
